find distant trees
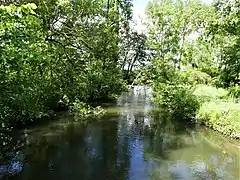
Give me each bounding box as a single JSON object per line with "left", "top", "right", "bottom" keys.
{"left": 145, "top": 0, "right": 239, "bottom": 87}
{"left": 144, "top": 0, "right": 240, "bottom": 123}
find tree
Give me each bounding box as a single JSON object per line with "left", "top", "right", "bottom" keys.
{"left": 210, "top": 0, "right": 240, "bottom": 86}
{"left": 119, "top": 29, "right": 150, "bottom": 81}
{"left": 0, "top": 0, "right": 134, "bottom": 129}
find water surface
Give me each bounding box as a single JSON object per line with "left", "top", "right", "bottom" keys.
{"left": 0, "top": 86, "right": 239, "bottom": 180}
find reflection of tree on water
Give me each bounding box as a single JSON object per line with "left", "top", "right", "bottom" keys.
{"left": 0, "top": 114, "right": 131, "bottom": 180}
{"left": 144, "top": 109, "right": 190, "bottom": 160}
{"left": 0, "top": 86, "right": 239, "bottom": 180}
{"left": 0, "top": 130, "right": 26, "bottom": 179}
{"left": 116, "top": 86, "right": 154, "bottom": 179}
{"left": 0, "top": 152, "right": 24, "bottom": 179}
{"left": 143, "top": 109, "right": 239, "bottom": 180}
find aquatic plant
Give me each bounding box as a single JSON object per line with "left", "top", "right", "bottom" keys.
{"left": 70, "top": 100, "right": 106, "bottom": 120}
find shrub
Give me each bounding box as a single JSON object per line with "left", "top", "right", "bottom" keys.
{"left": 180, "top": 69, "right": 212, "bottom": 85}
{"left": 70, "top": 100, "right": 106, "bottom": 120}
{"left": 153, "top": 83, "right": 200, "bottom": 120}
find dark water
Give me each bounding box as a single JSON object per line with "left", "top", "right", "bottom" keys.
{"left": 0, "top": 86, "right": 239, "bottom": 180}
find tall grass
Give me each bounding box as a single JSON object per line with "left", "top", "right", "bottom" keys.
{"left": 228, "top": 85, "right": 240, "bottom": 100}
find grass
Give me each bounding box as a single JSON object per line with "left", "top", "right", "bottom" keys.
{"left": 197, "top": 100, "right": 240, "bottom": 139}
{"left": 193, "top": 85, "right": 228, "bottom": 102}
{"left": 195, "top": 85, "right": 240, "bottom": 139}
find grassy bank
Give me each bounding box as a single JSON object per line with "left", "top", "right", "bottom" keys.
{"left": 194, "top": 85, "right": 240, "bottom": 139}
{"left": 197, "top": 100, "right": 240, "bottom": 139}
{"left": 152, "top": 82, "right": 240, "bottom": 139}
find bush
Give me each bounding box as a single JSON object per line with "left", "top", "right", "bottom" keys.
{"left": 153, "top": 83, "right": 200, "bottom": 120}
{"left": 197, "top": 100, "right": 240, "bottom": 138}
{"left": 180, "top": 69, "right": 212, "bottom": 85}
{"left": 70, "top": 100, "right": 106, "bottom": 120}
{"left": 194, "top": 85, "right": 240, "bottom": 139}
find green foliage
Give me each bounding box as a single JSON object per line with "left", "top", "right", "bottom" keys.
{"left": 146, "top": 0, "right": 213, "bottom": 69}
{"left": 228, "top": 85, "right": 240, "bottom": 100}
{"left": 180, "top": 69, "right": 212, "bottom": 85}
{"left": 131, "top": 68, "right": 153, "bottom": 85}
{"left": 198, "top": 100, "right": 240, "bottom": 138}
{"left": 146, "top": 0, "right": 239, "bottom": 88}
{"left": 146, "top": 0, "right": 240, "bottom": 139}
{"left": 193, "top": 85, "right": 240, "bottom": 138}
{"left": 70, "top": 101, "right": 92, "bottom": 118}
{"left": 0, "top": 3, "right": 57, "bottom": 126}
{"left": 146, "top": 1, "right": 218, "bottom": 122}
{"left": 70, "top": 101, "right": 106, "bottom": 120}
{"left": 205, "top": 0, "right": 240, "bottom": 86}
{"left": 0, "top": 1, "right": 133, "bottom": 131}
{"left": 153, "top": 83, "right": 200, "bottom": 120}
{"left": 120, "top": 29, "right": 150, "bottom": 83}
{"left": 193, "top": 85, "right": 228, "bottom": 102}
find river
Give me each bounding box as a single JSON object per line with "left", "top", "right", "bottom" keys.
{"left": 0, "top": 86, "right": 239, "bottom": 180}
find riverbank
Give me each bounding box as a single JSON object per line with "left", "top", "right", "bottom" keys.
{"left": 193, "top": 85, "right": 240, "bottom": 139}
{"left": 152, "top": 83, "right": 240, "bottom": 139}
{"left": 197, "top": 100, "right": 240, "bottom": 139}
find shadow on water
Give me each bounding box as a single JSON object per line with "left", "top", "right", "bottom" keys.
{"left": 0, "top": 86, "right": 239, "bottom": 180}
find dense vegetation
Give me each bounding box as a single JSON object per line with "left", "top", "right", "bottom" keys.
{"left": 145, "top": 0, "right": 240, "bottom": 138}
{"left": 0, "top": 0, "right": 239, "bottom": 139}
{"left": 0, "top": 0, "right": 138, "bottom": 131}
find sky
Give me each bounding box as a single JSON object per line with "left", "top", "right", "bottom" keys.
{"left": 132, "top": 0, "right": 149, "bottom": 22}
{"left": 131, "top": 0, "right": 149, "bottom": 32}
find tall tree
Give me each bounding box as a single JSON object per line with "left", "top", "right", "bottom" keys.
{"left": 0, "top": 0, "right": 134, "bottom": 129}
{"left": 211, "top": 0, "right": 240, "bottom": 86}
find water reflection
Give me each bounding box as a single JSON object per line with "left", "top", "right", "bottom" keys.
{"left": 0, "top": 86, "right": 239, "bottom": 180}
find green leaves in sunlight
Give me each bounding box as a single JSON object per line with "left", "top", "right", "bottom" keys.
{"left": 146, "top": 0, "right": 240, "bottom": 138}
{"left": 0, "top": 3, "right": 37, "bottom": 15}
{"left": 0, "top": 0, "right": 132, "bottom": 132}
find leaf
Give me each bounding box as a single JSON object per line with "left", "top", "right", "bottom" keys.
{"left": 29, "top": 3, "right": 37, "bottom": 10}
